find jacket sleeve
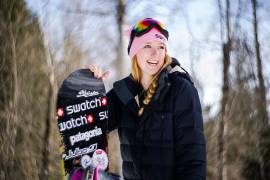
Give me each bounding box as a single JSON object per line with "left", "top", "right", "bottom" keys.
{"left": 106, "top": 89, "right": 120, "bottom": 132}
{"left": 173, "top": 77, "right": 206, "bottom": 179}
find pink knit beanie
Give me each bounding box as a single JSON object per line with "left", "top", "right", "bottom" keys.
{"left": 124, "top": 18, "right": 169, "bottom": 60}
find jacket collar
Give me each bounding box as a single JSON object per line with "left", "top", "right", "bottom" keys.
{"left": 113, "top": 58, "right": 193, "bottom": 109}
{"left": 113, "top": 75, "right": 142, "bottom": 106}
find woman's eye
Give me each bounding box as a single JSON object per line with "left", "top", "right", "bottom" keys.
{"left": 159, "top": 46, "right": 165, "bottom": 49}
{"left": 144, "top": 45, "right": 151, "bottom": 48}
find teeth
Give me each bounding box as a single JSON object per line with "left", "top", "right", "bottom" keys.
{"left": 147, "top": 60, "right": 158, "bottom": 65}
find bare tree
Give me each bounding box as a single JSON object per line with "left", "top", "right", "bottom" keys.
{"left": 217, "top": 0, "right": 232, "bottom": 180}
{"left": 116, "top": 0, "right": 126, "bottom": 77}
{"left": 40, "top": 46, "right": 57, "bottom": 180}
{"left": 251, "top": 1, "right": 268, "bottom": 180}
{"left": 251, "top": 0, "right": 268, "bottom": 126}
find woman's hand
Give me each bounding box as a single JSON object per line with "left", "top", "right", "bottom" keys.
{"left": 88, "top": 64, "right": 110, "bottom": 80}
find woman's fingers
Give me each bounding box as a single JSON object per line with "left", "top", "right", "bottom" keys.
{"left": 88, "top": 64, "right": 109, "bottom": 79}
{"left": 95, "top": 69, "right": 102, "bottom": 79}
{"left": 88, "top": 64, "right": 95, "bottom": 71}
{"left": 88, "top": 64, "right": 99, "bottom": 78}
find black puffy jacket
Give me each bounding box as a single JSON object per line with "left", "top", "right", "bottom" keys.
{"left": 106, "top": 58, "right": 206, "bottom": 180}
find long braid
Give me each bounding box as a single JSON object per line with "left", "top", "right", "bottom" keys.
{"left": 132, "top": 55, "right": 172, "bottom": 116}
{"left": 138, "top": 76, "right": 159, "bottom": 115}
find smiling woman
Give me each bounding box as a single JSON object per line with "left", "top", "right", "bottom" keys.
{"left": 136, "top": 41, "right": 166, "bottom": 77}
{"left": 89, "top": 17, "right": 206, "bottom": 180}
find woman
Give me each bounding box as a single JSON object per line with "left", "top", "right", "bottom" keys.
{"left": 90, "top": 18, "right": 206, "bottom": 180}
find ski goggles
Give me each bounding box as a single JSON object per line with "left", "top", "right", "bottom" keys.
{"left": 128, "top": 18, "right": 169, "bottom": 53}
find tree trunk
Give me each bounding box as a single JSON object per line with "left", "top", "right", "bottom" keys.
{"left": 40, "top": 47, "right": 56, "bottom": 180}
{"left": 251, "top": 0, "right": 268, "bottom": 126}
{"left": 251, "top": 0, "right": 268, "bottom": 180}
{"left": 116, "top": 0, "right": 125, "bottom": 78}
{"left": 40, "top": 81, "right": 52, "bottom": 180}
{"left": 5, "top": 23, "right": 19, "bottom": 178}
{"left": 217, "top": 0, "right": 231, "bottom": 180}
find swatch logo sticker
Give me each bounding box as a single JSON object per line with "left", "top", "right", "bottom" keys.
{"left": 58, "top": 114, "right": 95, "bottom": 132}
{"left": 57, "top": 108, "right": 64, "bottom": 117}
{"left": 101, "top": 97, "right": 107, "bottom": 106}
{"left": 87, "top": 114, "right": 94, "bottom": 123}
{"left": 65, "top": 97, "right": 107, "bottom": 115}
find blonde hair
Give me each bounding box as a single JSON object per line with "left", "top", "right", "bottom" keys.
{"left": 131, "top": 55, "right": 172, "bottom": 116}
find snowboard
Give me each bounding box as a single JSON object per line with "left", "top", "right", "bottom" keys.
{"left": 56, "top": 69, "right": 108, "bottom": 173}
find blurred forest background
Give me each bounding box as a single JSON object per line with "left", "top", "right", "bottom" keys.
{"left": 0, "top": 0, "right": 269, "bottom": 180}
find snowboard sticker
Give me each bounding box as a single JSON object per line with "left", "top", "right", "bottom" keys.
{"left": 56, "top": 69, "right": 108, "bottom": 173}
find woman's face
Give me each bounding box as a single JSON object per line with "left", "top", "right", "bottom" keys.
{"left": 136, "top": 41, "right": 166, "bottom": 77}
